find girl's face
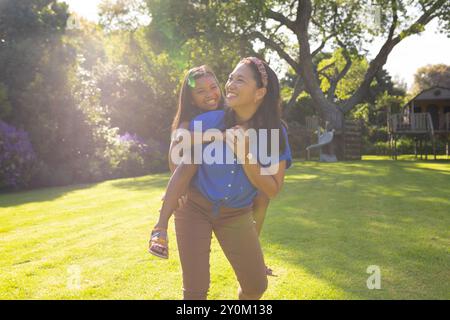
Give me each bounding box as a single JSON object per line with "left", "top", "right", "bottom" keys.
{"left": 190, "top": 75, "right": 221, "bottom": 111}
{"left": 225, "top": 63, "right": 265, "bottom": 111}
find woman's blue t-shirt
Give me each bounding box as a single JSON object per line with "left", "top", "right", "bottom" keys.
{"left": 189, "top": 110, "right": 292, "bottom": 214}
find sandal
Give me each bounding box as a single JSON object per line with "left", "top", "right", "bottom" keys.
{"left": 148, "top": 227, "right": 169, "bottom": 259}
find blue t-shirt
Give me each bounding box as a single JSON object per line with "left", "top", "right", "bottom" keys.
{"left": 189, "top": 110, "right": 292, "bottom": 215}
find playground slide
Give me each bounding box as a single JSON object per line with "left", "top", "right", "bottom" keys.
{"left": 306, "top": 130, "right": 337, "bottom": 162}
{"left": 306, "top": 130, "right": 334, "bottom": 151}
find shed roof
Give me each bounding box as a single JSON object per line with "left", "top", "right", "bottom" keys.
{"left": 402, "top": 86, "right": 450, "bottom": 109}
{"left": 414, "top": 86, "right": 450, "bottom": 101}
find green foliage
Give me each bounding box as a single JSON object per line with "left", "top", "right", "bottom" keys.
{"left": 0, "top": 0, "right": 70, "bottom": 91}
{"left": 411, "top": 64, "right": 450, "bottom": 95}
{"left": 284, "top": 93, "right": 316, "bottom": 125}
{"left": 0, "top": 1, "right": 174, "bottom": 189}
{"left": 318, "top": 49, "right": 369, "bottom": 100}
{"left": 71, "top": 60, "right": 166, "bottom": 183}
{"left": 105, "top": 31, "right": 181, "bottom": 142}
{"left": 351, "top": 103, "right": 370, "bottom": 122}
{"left": 141, "top": 0, "right": 448, "bottom": 127}
{"left": 354, "top": 91, "right": 406, "bottom": 154}
{"left": 1, "top": 0, "right": 447, "bottom": 190}
{"left": 98, "top": 0, "right": 150, "bottom": 31}
{"left": 144, "top": 0, "right": 255, "bottom": 84}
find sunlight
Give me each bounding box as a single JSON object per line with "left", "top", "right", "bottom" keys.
{"left": 60, "top": 0, "right": 102, "bottom": 22}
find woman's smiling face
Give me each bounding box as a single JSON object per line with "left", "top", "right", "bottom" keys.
{"left": 190, "top": 75, "right": 221, "bottom": 111}
{"left": 225, "top": 62, "right": 261, "bottom": 111}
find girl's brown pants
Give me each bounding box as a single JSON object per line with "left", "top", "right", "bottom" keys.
{"left": 174, "top": 186, "right": 268, "bottom": 300}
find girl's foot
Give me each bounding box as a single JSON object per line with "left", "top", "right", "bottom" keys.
{"left": 148, "top": 227, "right": 168, "bottom": 259}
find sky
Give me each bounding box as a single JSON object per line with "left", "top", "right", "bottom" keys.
{"left": 370, "top": 19, "right": 449, "bottom": 90}
{"left": 61, "top": 0, "right": 450, "bottom": 92}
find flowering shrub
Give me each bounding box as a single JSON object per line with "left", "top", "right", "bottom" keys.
{"left": 116, "top": 132, "right": 166, "bottom": 176}
{"left": 0, "top": 120, "right": 36, "bottom": 189}
{"left": 118, "top": 132, "right": 148, "bottom": 154}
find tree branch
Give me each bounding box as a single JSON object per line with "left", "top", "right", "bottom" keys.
{"left": 326, "top": 37, "right": 352, "bottom": 101}
{"left": 266, "top": 9, "right": 298, "bottom": 33}
{"left": 311, "top": 32, "right": 336, "bottom": 57}
{"left": 318, "top": 61, "right": 335, "bottom": 74}
{"left": 285, "top": 61, "right": 335, "bottom": 110}
{"left": 297, "top": 0, "right": 344, "bottom": 126}
{"left": 387, "top": 0, "right": 399, "bottom": 42}
{"left": 341, "top": 0, "right": 445, "bottom": 113}
{"left": 286, "top": 75, "right": 304, "bottom": 109}
{"left": 251, "top": 31, "right": 300, "bottom": 73}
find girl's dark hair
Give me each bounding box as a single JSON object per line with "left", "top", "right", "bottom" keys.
{"left": 172, "top": 65, "right": 224, "bottom": 131}
{"left": 224, "top": 58, "right": 287, "bottom": 154}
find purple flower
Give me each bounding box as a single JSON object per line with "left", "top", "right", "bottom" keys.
{"left": 0, "top": 120, "right": 36, "bottom": 188}
{"left": 118, "top": 132, "right": 149, "bottom": 153}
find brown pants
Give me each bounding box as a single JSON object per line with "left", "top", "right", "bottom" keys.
{"left": 174, "top": 187, "right": 268, "bottom": 300}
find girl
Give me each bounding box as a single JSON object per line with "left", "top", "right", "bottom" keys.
{"left": 150, "top": 57, "right": 292, "bottom": 300}
{"left": 150, "top": 65, "right": 272, "bottom": 263}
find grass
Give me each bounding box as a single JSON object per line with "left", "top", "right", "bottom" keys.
{"left": 0, "top": 156, "right": 449, "bottom": 299}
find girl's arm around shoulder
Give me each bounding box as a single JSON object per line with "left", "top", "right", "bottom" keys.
{"left": 168, "top": 121, "right": 190, "bottom": 173}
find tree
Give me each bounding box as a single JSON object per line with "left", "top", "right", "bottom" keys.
{"left": 98, "top": 0, "right": 252, "bottom": 138}
{"left": 0, "top": 0, "right": 69, "bottom": 122}
{"left": 98, "top": 0, "right": 150, "bottom": 31}
{"left": 144, "top": 0, "right": 256, "bottom": 84}
{"left": 411, "top": 64, "right": 450, "bottom": 95}
{"left": 143, "top": 0, "right": 449, "bottom": 131}
{"left": 0, "top": 0, "right": 155, "bottom": 187}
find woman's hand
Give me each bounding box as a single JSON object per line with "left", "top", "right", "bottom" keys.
{"left": 224, "top": 125, "right": 287, "bottom": 199}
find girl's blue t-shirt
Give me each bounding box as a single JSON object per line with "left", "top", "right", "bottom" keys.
{"left": 189, "top": 110, "right": 292, "bottom": 214}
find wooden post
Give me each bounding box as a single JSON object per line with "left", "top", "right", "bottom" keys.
{"left": 446, "top": 141, "right": 449, "bottom": 159}
{"left": 414, "top": 138, "right": 418, "bottom": 159}
{"left": 394, "top": 135, "right": 397, "bottom": 160}
{"left": 391, "top": 135, "right": 394, "bottom": 160}
{"left": 419, "top": 139, "right": 423, "bottom": 160}
{"left": 433, "top": 136, "right": 436, "bottom": 160}
{"left": 389, "top": 134, "right": 393, "bottom": 159}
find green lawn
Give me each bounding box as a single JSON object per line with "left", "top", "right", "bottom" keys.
{"left": 1, "top": 157, "right": 449, "bottom": 299}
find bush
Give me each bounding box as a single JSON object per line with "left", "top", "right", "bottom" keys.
{"left": 364, "top": 141, "right": 390, "bottom": 155}
{"left": 0, "top": 120, "right": 36, "bottom": 189}
{"left": 116, "top": 132, "right": 167, "bottom": 177}
{"left": 364, "top": 138, "right": 415, "bottom": 155}
{"left": 363, "top": 136, "right": 449, "bottom": 156}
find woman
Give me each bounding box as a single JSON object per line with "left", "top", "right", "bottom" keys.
{"left": 151, "top": 57, "right": 292, "bottom": 300}
{"left": 150, "top": 65, "right": 272, "bottom": 264}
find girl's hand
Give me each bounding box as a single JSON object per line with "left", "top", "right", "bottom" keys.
{"left": 161, "top": 193, "right": 187, "bottom": 210}
{"left": 177, "top": 194, "right": 188, "bottom": 208}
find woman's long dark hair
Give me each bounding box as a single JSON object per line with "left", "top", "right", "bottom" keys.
{"left": 224, "top": 58, "right": 287, "bottom": 154}
{"left": 171, "top": 65, "right": 224, "bottom": 131}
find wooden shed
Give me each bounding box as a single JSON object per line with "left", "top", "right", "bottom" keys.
{"left": 388, "top": 86, "right": 450, "bottom": 159}
{"left": 403, "top": 86, "right": 450, "bottom": 133}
